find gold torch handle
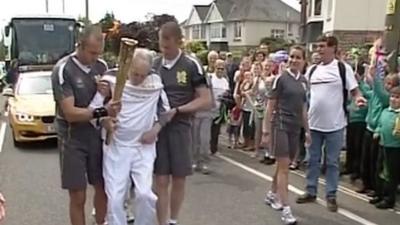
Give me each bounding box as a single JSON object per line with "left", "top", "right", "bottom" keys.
{"left": 105, "top": 37, "right": 138, "bottom": 145}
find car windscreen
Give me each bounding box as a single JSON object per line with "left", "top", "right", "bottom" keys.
{"left": 17, "top": 76, "right": 53, "bottom": 95}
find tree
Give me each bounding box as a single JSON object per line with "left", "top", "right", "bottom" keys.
{"left": 77, "top": 15, "right": 91, "bottom": 26}
{"left": 98, "top": 12, "right": 115, "bottom": 33}
{"left": 101, "top": 13, "right": 178, "bottom": 54}
{"left": 185, "top": 41, "right": 206, "bottom": 54}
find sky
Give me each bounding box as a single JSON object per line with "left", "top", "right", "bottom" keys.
{"left": 0, "top": 0, "right": 300, "bottom": 28}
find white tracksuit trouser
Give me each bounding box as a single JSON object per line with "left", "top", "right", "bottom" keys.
{"left": 103, "top": 142, "right": 157, "bottom": 225}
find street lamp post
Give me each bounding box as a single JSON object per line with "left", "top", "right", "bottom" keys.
{"left": 384, "top": 0, "right": 400, "bottom": 72}
{"left": 85, "top": 0, "right": 89, "bottom": 22}
{"left": 45, "top": 0, "right": 49, "bottom": 13}
{"left": 62, "top": 0, "right": 65, "bottom": 14}
{"left": 299, "top": 0, "right": 308, "bottom": 44}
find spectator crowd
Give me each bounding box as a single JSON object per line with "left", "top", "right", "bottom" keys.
{"left": 188, "top": 35, "right": 400, "bottom": 224}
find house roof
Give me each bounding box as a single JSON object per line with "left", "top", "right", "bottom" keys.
{"left": 214, "top": 0, "right": 236, "bottom": 20}
{"left": 194, "top": 5, "right": 211, "bottom": 21}
{"left": 179, "top": 19, "right": 187, "bottom": 26}
{"left": 213, "top": 0, "right": 300, "bottom": 22}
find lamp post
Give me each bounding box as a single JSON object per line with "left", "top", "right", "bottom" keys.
{"left": 299, "top": 0, "right": 308, "bottom": 44}
{"left": 384, "top": 0, "right": 400, "bottom": 72}
{"left": 85, "top": 0, "right": 89, "bottom": 22}
{"left": 45, "top": 0, "right": 49, "bottom": 13}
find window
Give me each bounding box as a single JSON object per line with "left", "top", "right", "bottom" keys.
{"left": 234, "top": 22, "right": 242, "bottom": 38}
{"left": 287, "top": 23, "right": 293, "bottom": 36}
{"left": 185, "top": 28, "right": 190, "bottom": 40}
{"left": 201, "top": 25, "right": 206, "bottom": 39}
{"left": 210, "top": 24, "right": 220, "bottom": 38}
{"left": 13, "top": 19, "right": 75, "bottom": 65}
{"left": 210, "top": 23, "right": 226, "bottom": 38}
{"left": 314, "top": 0, "right": 322, "bottom": 16}
{"left": 192, "top": 25, "right": 201, "bottom": 39}
{"left": 271, "top": 29, "right": 285, "bottom": 39}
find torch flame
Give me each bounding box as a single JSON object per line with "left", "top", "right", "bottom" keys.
{"left": 108, "top": 20, "right": 121, "bottom": 36}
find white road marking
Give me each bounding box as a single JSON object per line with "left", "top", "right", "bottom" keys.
{"left": 290, "top": 170, "right": 370, "bottom": 202}
{"left": 0, "top": 122, "right": 7, "bottom": 153}
{"left": 217, "top": 153, "right": 378, "bottom": 225}
{"left": 219, "top": 136, "right": 371, "bottom": 202}
{"left": 220, "top": 137, "right": 400, "bottom": 214}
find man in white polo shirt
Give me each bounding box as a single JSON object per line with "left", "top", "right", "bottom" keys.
{"left": 296, "top": 36, "right": 367, "bottom": 212}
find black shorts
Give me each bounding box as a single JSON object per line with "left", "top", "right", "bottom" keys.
{"left": 58, "top": 128, "right": 103, "bottom": 190}
{"left": 155, "top": 121, "right": 193, "bottom": 177}
{"left": 271, "top": 126, "right": 300, "bottom": 160}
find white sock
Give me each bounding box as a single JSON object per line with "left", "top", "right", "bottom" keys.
{"left": 169, "top": 219, "right": 177, "bottom": 224}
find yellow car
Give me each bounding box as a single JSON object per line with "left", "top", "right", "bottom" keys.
{"left": 4, "top": 71, "right": 56, "bottom": 146}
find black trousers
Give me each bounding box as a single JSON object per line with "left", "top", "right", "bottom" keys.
{"left": 360, "top": 130, "right": 380, "bottom": 190}
{"left": 375, "top": 146, "right": 386, "bottom": 198}
{"left": 242, "top": 111, "right": 255, "bottom": 140}
{"left": 210, "top": 119, "right": 222, "bottom": 154}
{"left": 345, "top": 122, "right": 366, "bottom": 176}
{"left": 383, "top": 147, "right": 400, "bottom": 204}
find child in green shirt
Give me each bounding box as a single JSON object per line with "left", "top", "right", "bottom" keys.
{"left": 372, "top": 86, "right": 400, "bottom": 209}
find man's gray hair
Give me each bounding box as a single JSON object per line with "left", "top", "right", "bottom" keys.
{"left": 133, "top": 48, "right": 153, "bottom": 69}
{"left": 208, "top": 50, "right": 218, "bottom": 60}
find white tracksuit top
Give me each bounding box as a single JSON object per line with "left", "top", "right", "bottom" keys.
{"left": 91, "top": 73, "right": 170, "bottom": 148}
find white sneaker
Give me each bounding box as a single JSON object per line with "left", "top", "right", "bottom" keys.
{"left": 264, "top": 191, "right": 275, "bottom": 205}
{"left": 264, "top": 191, "right": 283, "bottom": 210}
{"left": 281, "top": 206, "right": 297, "bottom": 225}
{"left": 201, "top": 165, "right": 211, "bottom": 174}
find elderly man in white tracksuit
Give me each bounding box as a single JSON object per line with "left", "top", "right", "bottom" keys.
{"left": 90, "top": 48, "right": 170, "bottom": 225}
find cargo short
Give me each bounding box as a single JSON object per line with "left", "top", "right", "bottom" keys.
{"left": 58, "top": 124, "right": 103, "bottom": 190}
{"left": 154, "top": 121, "right": 193, "bottom": 177}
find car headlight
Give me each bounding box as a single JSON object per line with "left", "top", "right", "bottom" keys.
{"left": 15, "top": 112, "right": 35, "bottom": 122}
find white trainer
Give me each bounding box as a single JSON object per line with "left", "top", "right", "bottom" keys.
{"left": 281, "top": 206, "right": 297, "bottom": 225}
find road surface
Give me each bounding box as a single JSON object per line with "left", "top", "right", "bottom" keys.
{"left": 0, "top": 114, "right": 399, "bottom": 225}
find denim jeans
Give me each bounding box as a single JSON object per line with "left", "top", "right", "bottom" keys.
{"left": 306, "top": 129, "right": 344, "bottom": 199}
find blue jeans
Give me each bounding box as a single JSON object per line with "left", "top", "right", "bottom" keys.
{"left": 306, "top": 129, "right": 344, "bottom": 199}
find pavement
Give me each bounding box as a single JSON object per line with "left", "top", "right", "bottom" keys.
{"left": 0, "top": 111, "right": 400, "bottom": 225}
